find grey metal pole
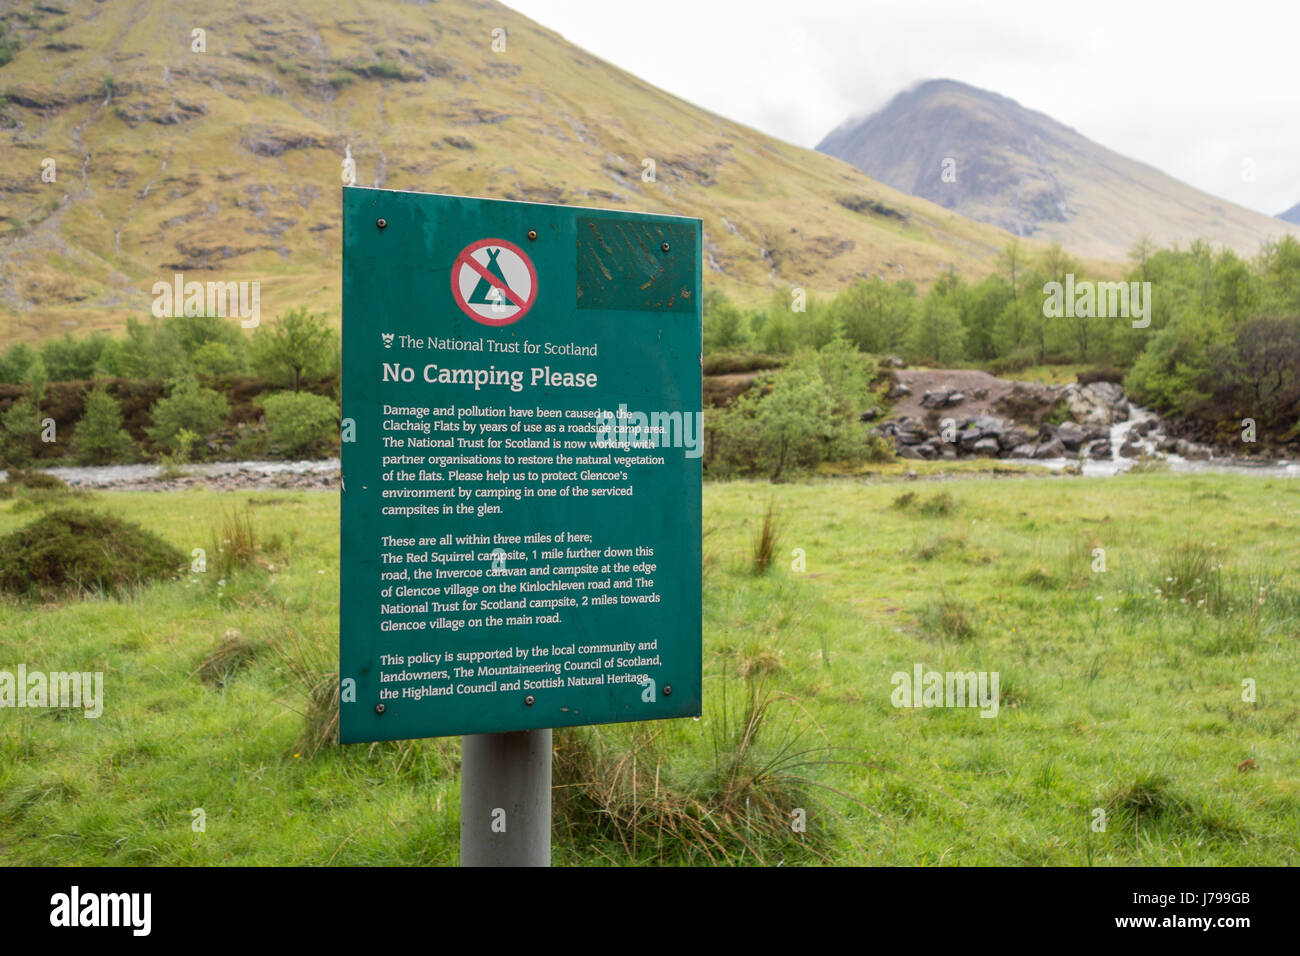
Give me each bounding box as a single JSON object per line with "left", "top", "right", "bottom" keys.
{"left": 460, "top": 729, "right": 551, "bottom": 867}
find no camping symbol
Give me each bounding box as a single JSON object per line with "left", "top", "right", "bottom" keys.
{"left": 451, "top": 238, "right": 538, "bottom": 326}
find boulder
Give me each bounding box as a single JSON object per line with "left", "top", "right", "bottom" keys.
{"left": 973, "top": 437, "right": 1001, "bottom": 457}
{"left": 887, "top": 383, "right": 912, "bottom": 400}
{"left": 1175, "top": 439, "right": 1211, "bottom": 460}
{"left": 1055, "top": 422, "right": 1089, "bottom": 450}
{"left": 1033, "top": 437, "right": 1067, "bottom": 459}
{"left": 999, "top": 427, "right": 1033, "bottom": 450}
{"left": 1062, "top": 381, "right": 1130, "bottom": 426}
{"left": 897, "top": 445, "right": 925, "bottom": 460}
{"left": 920, "top": 388, "right": 952, "bottom": 409}
{"left": 1009, "top": 443, "right": 1037, "bottom": 459}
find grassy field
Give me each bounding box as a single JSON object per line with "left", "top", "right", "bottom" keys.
{"left": 1, "top": 473, "right": 1297, "bottom": 865}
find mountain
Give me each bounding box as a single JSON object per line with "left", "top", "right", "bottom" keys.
{"left": 817, "top": 79, "right": 1294, "bottom": 262}
{"left": 1278, "top": 203, "right": 1300, "bottom": 226}
{"left": 0, "top": 2, "right": 1027, "bottom": 344}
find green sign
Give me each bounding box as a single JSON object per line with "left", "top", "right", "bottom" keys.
{"left": 340, "top": 187, "right": 703, "bottom": 743}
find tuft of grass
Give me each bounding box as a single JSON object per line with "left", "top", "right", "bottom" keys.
{"left": 1124, "top": 451, "right": 1169, "bottom": 474}
{"left": 271, "top": 624, "right": 338, "bottom": 757}
{"left": 1155, "top": 538, "right": 1228, "bottom": 614}
{"left": 210, "top": 504, "right": 258, "bottom": 578}
{"left": 0, "top": 508, "right": 184, "bottom": 597}
{"left": 891, "top": 490, "right": 917, "bottom": 510}
{"left": 1105, "top": 772, "right": 1187, "bottom": 823}
{"left": 196, "top": 630, "right": 261, "bottom": 689}
{"left": 750, "top": 499, "right": 781, "bottom": 575}
{"left": 553, "top": 676, "right": 842, "bottom": 864}
{"left": 918, "top": 491, "right": 957, "bottom": 516}
{"left": 917, "top": 590, "right": 976, "bottom": 641}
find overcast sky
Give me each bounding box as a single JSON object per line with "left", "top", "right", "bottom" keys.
{"left": 508, "top": 0, "right": 1299, "bottom": 217}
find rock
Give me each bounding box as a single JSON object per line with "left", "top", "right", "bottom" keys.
{"left": 946, "top": 392, "right": 966, "bottom": 406}
{"left": 920, "top": 388, "right": 952, "bottom": 409}
{"left": 898, "top": 445, "right": 925, "bottom": 460}
{"left": 999, "top": 427, "right": 1033, "bottom": 450}
{"left": 1055, "top": 422, "right": 1088, "bottom": 450}
{"left": 1082, "top": 439, "right": 1111, "bottom": 458}
{"left": 969, "top": 414, "right": 1007, "bottom": 435}
{"left": 860, "top": 407, "right": 882, "bottom": 422}
{"left": 896, "top": 424, "right": 928, "bottom": 445}
{"left": 1062, "top": 381, "right": 1130, "bottom": 426}
{"left": 1033, "top": 437, "right": 1066, "bottom": 459}
{"left": 973, "top": 437, "right": 1000, "bottom": 457}
{"left": 887, "top": 383, "right": 912, "bottom": 400}
{"left": 1175, "top": 439, "right": 1211, "bottom": 460}
{"left": 1009, "top": 443, "right": 1037, "bottom": 459}
{"left": 1119, "top": 440, "right": 1142, "bottom": 458}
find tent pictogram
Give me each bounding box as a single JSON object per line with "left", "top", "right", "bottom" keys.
{"left": 451, "top": 238, "right": 538, "bottom": 326}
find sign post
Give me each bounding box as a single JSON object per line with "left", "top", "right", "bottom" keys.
{"left": 340, "top": 187, "right": 703, "bottom": 866}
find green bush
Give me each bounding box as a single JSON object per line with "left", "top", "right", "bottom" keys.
{"left": 0, "top": 395, "right": 43, "bottom": 467}
{"left": 5, "top": 468, "right": 66, "bottom": 491}
{"left": 74, "top": 386, "right": 133, "bottom": 464}
{"left": 261, "top": 390, "right": 339, "bottom": 456}
{"left": 0, "top": 509, "right": 184, "bottom": 597}
{"left": 250, "top": 308, "right": 338, "bottom": 391}
{"left": 145, "top": 377, "right": 229, "bottom": 452}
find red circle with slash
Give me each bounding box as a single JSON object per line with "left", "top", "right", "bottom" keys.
{"left": 450, "top": 238, "right": 539, "bottom": 326}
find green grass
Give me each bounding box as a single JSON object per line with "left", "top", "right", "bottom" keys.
{"left": 1, "top": 474, "right": 1297, "bottom": 865}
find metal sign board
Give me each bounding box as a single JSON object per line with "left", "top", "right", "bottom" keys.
{"left": 340, "top": 187, "right": 703, "bottom": 743}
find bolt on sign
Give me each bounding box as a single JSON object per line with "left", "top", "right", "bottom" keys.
{"left": 340, "top": 187, "right": 703, "bottom": 743}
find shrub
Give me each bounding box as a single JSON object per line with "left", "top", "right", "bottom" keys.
{"left": 1077, "top": 366, "right": 1125, "bottom": 385}
{"left": 261, "top": 390, "right": 339, "bottom": 457}
{"left": 4, "top": 468, "right": 66, "bottom": 490}
{"left": 702, "top": 352, "right": 784, "bottom": 376}
{"left": 988, "top": 347, "right": 1038, "bottom": 376}
{"left": 0, "top": 395, "right": 43, "bottom": 466}
{"left": 145, "top": 377, "right": 229, "bottom": 452}
{"left": 158, "top": 428, "right": 198, "bottom": 478}
{"left": 190, "top": 341, "right": 241, "bottom": 377}
{"left": 0, "top": 509, "right": 184, "bottom": 596}
{"left": 74, "top": 386, "right": 132, "bottom": 465}
{"left": 250, "top": 307, "right": 338, "bottom": 391}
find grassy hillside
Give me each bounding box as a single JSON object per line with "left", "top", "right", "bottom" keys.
{"left": 1, "top": 474, "right": 1296, "bottom": 864}
{"left": 0, "top": 0, "right": 1033, "bottom": 345}
{"left": 818, "top": 79, "right": 1296, "bottom": 262}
